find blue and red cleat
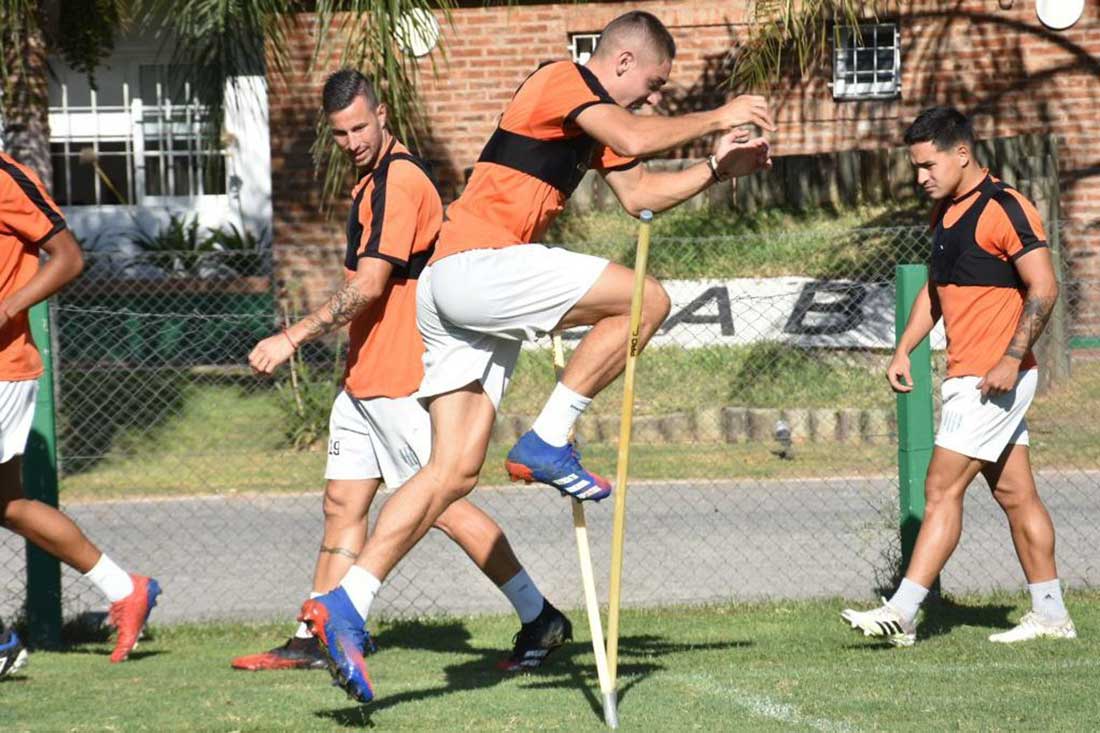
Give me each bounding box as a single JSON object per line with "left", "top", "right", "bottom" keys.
{"left": 299, "top": 588, "right": 375, "bottom": 703}
{"left": 505, "top": 430, "right": 612, "bottom": 502}
{"left": 108, "top": 574, "right": 161, "bottom": 663}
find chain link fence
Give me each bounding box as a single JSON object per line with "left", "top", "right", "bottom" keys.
{"left": 2, "top": 221, "right": 1098, "bottom": 629}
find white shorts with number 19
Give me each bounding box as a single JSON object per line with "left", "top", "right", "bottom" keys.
{"left": 324, "top": 390, "right": 430, "bottom": 489}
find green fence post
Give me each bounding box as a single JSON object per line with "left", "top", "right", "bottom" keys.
{"left": 895, "top": 265, "right": 935, "bottom": 574}
{"left": 23, "top": 300, "right": 62, "bottom": 648}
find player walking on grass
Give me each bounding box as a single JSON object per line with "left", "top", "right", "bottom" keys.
{"left": 0, "top": 151, "right": 160, "bottom": 666}
{"left": 241, "top": 70, "right": 569, "bottom": 675}
{"left": 301, "top": 11, "right": 774, "bottom": 703}
{"left": 843, "top": 107, "right": 1075, "bottom": 646}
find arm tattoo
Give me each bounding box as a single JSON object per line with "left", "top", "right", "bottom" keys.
{"left": 299, "top": 281, "right": 375, "bottom": 340}
{"left": 1004, "top": 294, "right": 1057, "bottom": 359}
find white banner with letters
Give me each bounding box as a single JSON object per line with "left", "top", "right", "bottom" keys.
{"left": 551, "top": 277, "right": 946, "bottom": 350}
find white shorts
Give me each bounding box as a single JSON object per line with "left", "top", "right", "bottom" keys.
{"left": 935, "top": 368, "right": 1037, "bottom": 462}
{"left": 324, "top": 390, "right": 430, "bottom": 489}
{"left": 0, "top": 380, "right": 38, "bottom": 464}
{"left": 416, "top": 245, "right": 609, "bottom": 408}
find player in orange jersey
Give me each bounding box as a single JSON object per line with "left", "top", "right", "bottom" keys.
{"left": 0, "top": 152, "right": 160, "bottom": 665}
{"left": 843, "top": 106, "right": 1074, "bottom": 646}
{"left": 305, "top": 11, "right": 774, "bottom": 702}
{"left": 241, "top": 71, "right": 568, "bottom": 686}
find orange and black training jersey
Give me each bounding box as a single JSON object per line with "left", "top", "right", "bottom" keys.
{"left": 929, "top": 173, "right": 1047, "bottom": 378}
{"left": 434, "top": 60, "right": 638, "bottom": 262}
{"left": 343, "top": 138, "right": 441, "bottom": 400}
{"left": 0, "top": 153, "right": 67, "bottom": 382}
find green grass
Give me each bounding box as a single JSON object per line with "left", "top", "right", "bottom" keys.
{"left": 6, "top": 593, "right": 1100, "bottom": 731}
{"left": 547, "top": 204, "right": 928, "bottom": 279}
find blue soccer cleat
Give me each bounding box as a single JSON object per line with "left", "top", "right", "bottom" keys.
{"left": 0, "top": 628, "right": 28, "bottom": 678}
{"left": 299, "top": 588, "right": 374, "bottom": 703}
{"left": 505, "top": 430, "right": 612, "bottom": 502}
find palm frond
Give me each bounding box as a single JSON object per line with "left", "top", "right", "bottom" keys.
{"left": 310, "top": 0, "right": 456, "bottom": 213}
{"left": 730, "top": 0, "right": 876, "bottom": 92}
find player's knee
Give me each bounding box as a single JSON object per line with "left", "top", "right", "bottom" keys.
{"left": 322, "top": 484, "right": 369, "bottom": 523}
{"left": 421, "top": 461, "right": 479, "bottom": 502}
{"left": 643, "top": 277, "right": 671, "bottom": 327}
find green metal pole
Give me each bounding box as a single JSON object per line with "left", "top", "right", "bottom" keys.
{"left": 23, "top": 300, "right": 62, "bottom": 648}
{"left": 895, "top": 265, "right": 934, "bottom": 575}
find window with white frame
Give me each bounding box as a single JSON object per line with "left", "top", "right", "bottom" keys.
{"left": 48, "top": 64, "right": 227, "bottom": 206}
{"left": 569, "top": 33, "right": 601, "bottom": 65}
{"left": 833, "top": 22, "right": 901, "bottom": 100}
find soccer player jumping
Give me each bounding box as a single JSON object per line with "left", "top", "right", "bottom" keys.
{"left": 242, "top": 70, "right": 570, "bottom": 677}
{"left": 843, "top": 107, "right": 1075, "bottom": 646}
{"left": 302, "top": 11, "right": 774, "bottom": 702}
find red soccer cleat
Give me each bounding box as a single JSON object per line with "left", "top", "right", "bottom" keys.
{"left": 108, "top": 574, "right": 161, "bottom": 663}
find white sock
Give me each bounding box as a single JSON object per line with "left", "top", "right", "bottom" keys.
{"left": 531, "top": 382, "right": 592, "bottom": 447}
{"left": 339, "top": 566, "right": 382, "bottom": 622}
{"left": 295, "top": 591, "right": 323, "bottom": 638}
{"left": 84, "top": 554, "right": 134, "bottom": 603}
{"left": 1029, "top": 578, "right": 1068, "bottom": 622}
{"left": 888, "top": 578, "right": 929, "bottom": 624}
{"left": 499, "top": 569, "right": 545, "bottom": 624}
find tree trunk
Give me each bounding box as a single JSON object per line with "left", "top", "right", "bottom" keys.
{"left": 1, "top": 17, "right": 53, "bottom": 189}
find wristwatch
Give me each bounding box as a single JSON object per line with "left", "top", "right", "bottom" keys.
{"left": 706, "top": 153, "right": 724, "bottom": 182}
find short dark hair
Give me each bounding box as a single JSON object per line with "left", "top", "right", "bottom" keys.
{"left": 322, "top": 69, "right": 378, "bottom": 114}
{"left": 595, "top": 11, "right": 676, "bottom": 61}
{"left": 903, "top": 106, "right": 975, "bottom": 151}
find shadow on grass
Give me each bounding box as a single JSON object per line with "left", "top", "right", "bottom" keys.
{"left": 315, "top": 619, "right": 753, "bottom": 727}
{"left": 918, "top": 596, "right": 1017, "bottom": 640}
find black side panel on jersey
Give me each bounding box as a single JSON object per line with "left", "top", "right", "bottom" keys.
{"left": 930, "top": 180, "right": 1024, "bottom": 289}
{"left": 478, "top": 127, "right": 597, "bottom": 196}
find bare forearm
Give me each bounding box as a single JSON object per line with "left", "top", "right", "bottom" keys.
{"left": 2, "top": 254, "right": 82, "bottom": 316}
{"left": 627, "top": 163, "right": 715, "bottom": 214}
{"left": 896, "top": 286, "right": 938, "bottom": 355}
{"left": 614, "top": 111, "right": 721, "bottom": 158}
{"left": 290, "top": 280, "right": 377, "bottom": 344}
{"left": 1004, "top": 285, "right": 1059, "bottom": 360}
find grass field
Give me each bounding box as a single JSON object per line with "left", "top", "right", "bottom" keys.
{"left": 5, "top": 592, "right": 1100, "bottom": 731}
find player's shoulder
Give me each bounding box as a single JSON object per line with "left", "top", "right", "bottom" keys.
{"left": 376, "top": 147, "right": 434, "bottom": 189}
{"left": 982, "top": 177, "right": 1034, "bottom": 213}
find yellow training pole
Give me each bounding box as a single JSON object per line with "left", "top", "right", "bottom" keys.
{"left": 551, "top": 333, "right": 616, "bottom": 728}
{"left": 605, "top": 208, "right": 653, "bottom": 726}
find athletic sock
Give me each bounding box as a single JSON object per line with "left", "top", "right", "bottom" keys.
{"left": 888, "top": 578, "right": 929, "bottom": 624}
{"left": 84, "top": 554, "right": 135, "bottom": 603}
{"left": 1029, "top": 578, "right": 1068, "bottom": 622}
{"left": 499, "top": 569, "right": 545, "bottom": 624}
{"left": 339, "top": 566, "right": 382, "bottom": 623}
{"left": 531, "top": 381, "right": 592, "bottom": 447}
{"left": 295, "top": 592, "right": 323, "bottom": 638}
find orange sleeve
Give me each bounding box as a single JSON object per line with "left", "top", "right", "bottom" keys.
{"left": 977, "top": 190, "right": 1048, "bottom": 260}
{"left": 0, "top": 159, "right": 67, "bottom": 245}
{"left": 510, "top": 61, "right": 617, "bottom": 140}
{"left": 592, "top": 144, "right": 639, "bottom": 173}
{"left": 358, "top": 163, "right": 429, "bottom": 267}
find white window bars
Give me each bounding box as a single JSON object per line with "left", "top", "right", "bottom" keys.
{"left": 48, "top": 66, "right": 227, "bottom": 206}
{"left": 569, "top": 32, "right": 601, "bottom": 65}
{"left": 833, "top": 23, "right": 901, "bottom": 101}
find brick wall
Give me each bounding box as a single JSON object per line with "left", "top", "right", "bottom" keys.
{"left": 268, "top": 1, "right": 1100, "bottom": 333}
